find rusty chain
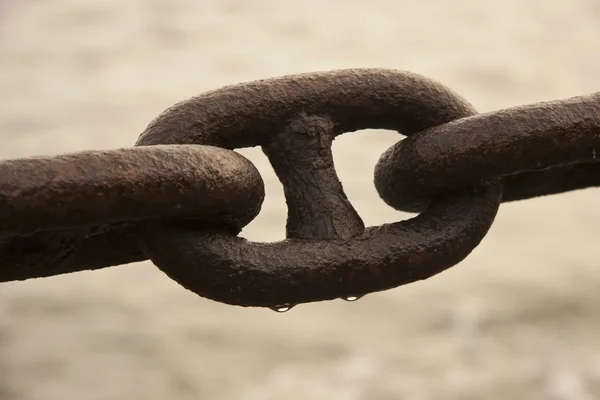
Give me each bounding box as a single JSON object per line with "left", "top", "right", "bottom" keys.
{"left": 1, "top": 68, "right": 599, "bottom": 312}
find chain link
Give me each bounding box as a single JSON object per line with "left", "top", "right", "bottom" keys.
{"left": 1, "top": 69, "right": 599, "bottom": 310}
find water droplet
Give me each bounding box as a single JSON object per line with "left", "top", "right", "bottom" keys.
{"left": 270, "top": 304, "right": 294, "bottom": 313}
{"left": 342, "top": 295, "right": 363, "bottom": 302}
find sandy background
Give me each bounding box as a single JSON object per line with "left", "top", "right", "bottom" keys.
{"left": 1, "top": 1, "right": 600, "bottom": 399}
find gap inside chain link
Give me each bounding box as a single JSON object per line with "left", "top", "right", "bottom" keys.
{"left": 236, "top": 128, "right": 405, "bottom": 243}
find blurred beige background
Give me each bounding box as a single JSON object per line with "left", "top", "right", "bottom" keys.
{"left": 1, "top": 1, "right": 600, "bottom": 399}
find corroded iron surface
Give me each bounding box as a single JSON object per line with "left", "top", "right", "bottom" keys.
{"left": 1, "top": 68, "right": 599, "bottom": 309}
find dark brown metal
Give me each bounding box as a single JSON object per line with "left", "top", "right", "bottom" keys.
{"left": 136, "top": 69, "right": 503, "bottom": 307}
{"left": 141, "top": 184, "right": 501, "bottom": 307}
{"left": 1, "top": 68, "right": 598, "bottom": 310}
{"left": 0, "top": 145, "right": 264, "bottom": 280}
{"left": 136, "top": 69, "right": 479, "bottom": 149}
{"left": 0, "top": 145, "right": 264, "bottom": 235}
{"left": 375, "top": 93, "right": 600, "bottom": 212}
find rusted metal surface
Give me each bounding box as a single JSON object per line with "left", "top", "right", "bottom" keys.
{"left": 1, "top": 68, "right": 599, "bottom": 309}
{"left": 375, "top": 92, "right": 600, "bottom": 212}
{"left": 0, "top": 145, "right": 264, "bottom": 280}
{"left": 136, "top": 69, "right": 502, "bottom": 307}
